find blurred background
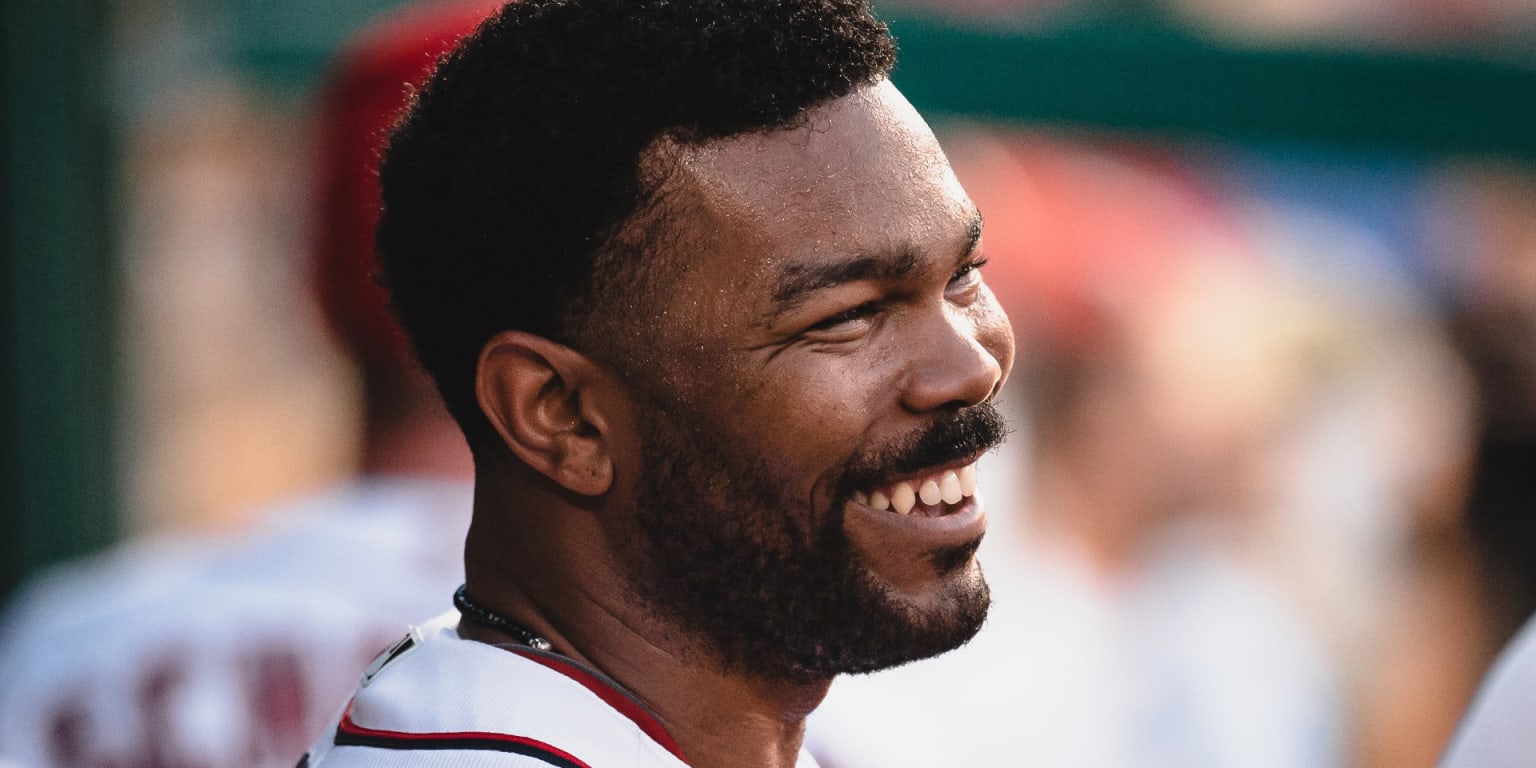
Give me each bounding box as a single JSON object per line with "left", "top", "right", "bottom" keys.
{"left": 4, "top": 0, "right": 1536, "bottom": 766}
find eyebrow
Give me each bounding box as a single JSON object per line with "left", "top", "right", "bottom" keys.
{"left": 769, "top": 210, "right": 984, "bottom": 315}
{"left": 770, "top": 248, "right": 921, "bottom": 313}
{"left": 965, "top": 212, "right": 982, "bottom": 254}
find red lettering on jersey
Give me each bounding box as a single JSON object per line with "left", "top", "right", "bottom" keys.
{"left": 46, "top": 699, "right": 90, "bottom": 767}
{"left": 137, "top": 657, "right": 197, "bottom": 768}
{"left": 242, "top": 647, "right": 310, "bottom": 765}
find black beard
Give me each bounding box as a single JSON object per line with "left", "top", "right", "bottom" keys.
{"left": 610, "top": 398, "right": 1008, "bottom": 684}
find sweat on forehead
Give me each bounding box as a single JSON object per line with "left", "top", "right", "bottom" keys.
{"left": 374, "top": 0, "right": 897, "bottom": 453}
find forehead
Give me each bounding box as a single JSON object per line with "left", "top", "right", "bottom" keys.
{"left": 669, "top": 80, "right": 973, "bottom": 290}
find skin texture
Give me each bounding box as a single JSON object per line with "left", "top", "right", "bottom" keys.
{"left": 464, "top": 80, "right": 1014, "bottom": 768}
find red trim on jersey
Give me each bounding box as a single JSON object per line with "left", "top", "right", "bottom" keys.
{"left": 337, "top": 703, "right": 592, "bottom": 767}
{"left": 506, "top": 647, "right": 689, "bottom": 763}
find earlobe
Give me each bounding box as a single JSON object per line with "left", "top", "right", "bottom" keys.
{"left": 476, "top": 331, "right": 615, "bottom": 496}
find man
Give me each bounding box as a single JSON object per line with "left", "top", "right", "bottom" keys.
{"left": 0, "top": 5, "right": 490, "bottom": 766}
{"left": 300, "top": 0, "right": 1015, "bottom": 766}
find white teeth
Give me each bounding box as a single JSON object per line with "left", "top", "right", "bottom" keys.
{"left": 858, "top": 464, "right": 980, "bottom": 514}
{"left": 918, "top": 479, "right": 942, "bottom": 506}
{"left": 940, "top": 470, "right": 963, "bottom": 505}
{"left": 868, "top": 490, "right": 890, "bottom": 511}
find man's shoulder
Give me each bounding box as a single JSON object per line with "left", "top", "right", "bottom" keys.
{"left": 305, "top": 616, "right": 692, "bottom": 768}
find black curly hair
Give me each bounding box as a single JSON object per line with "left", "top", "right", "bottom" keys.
{"left": 376, "top": 0, "right": 897, "bottom": 454}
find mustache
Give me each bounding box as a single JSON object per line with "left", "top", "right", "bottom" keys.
{"left": 834, "top": 402, "right": 1010, "bottom": 498}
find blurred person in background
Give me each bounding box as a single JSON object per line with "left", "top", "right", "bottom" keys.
{"left": 808, "top": 131, "right": 1343, "bottom": 768}
{"left": 1176, "top": 146, "right": 1493, "bottom": 768}
{"left": 807, "top": 129, "right": 1483, "bottom": 768}
{"left": 0, "top": 3, "right": 496, "bottom": 766}
{"left": 1431, "top": 164, "right": 1536, "bottom": 768}
{"left": 1432, "top": 166, "right": 1536, "bottom": 645}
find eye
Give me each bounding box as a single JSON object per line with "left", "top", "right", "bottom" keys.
{"left": 805, "top": 301, "right": 880, "bottom": 337}
{"left": 948, "top": 258, "right": 988, "bottom": 293}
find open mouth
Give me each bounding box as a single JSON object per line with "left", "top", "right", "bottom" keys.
{"left": 850, "top": 463, "right": 978, "bottom": 518}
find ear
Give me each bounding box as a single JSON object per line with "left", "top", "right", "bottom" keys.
{"left": 476, "top": 331, "right": 616, "bottom": 496}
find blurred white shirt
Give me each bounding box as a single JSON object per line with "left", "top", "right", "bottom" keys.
{"left": 0, "top": 478, "right": 471, "bottom": 768}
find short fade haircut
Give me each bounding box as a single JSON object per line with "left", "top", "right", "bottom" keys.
{"left": 377, "top": 0, "right": 897, "bottom": 453}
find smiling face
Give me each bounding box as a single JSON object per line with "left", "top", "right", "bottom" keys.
{"left": 596, "top": 80, "right": 1015, "bottom": 682}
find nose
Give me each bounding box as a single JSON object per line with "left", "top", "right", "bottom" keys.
{"left": 898, "top": 302, "right": 1012, "bottom": 414}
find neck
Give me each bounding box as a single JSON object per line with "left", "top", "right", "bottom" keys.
{"left": 462, "top": 483, "right": 828, "bottom": 768}
{"left": 576, "top": 625, "right": 831, "bottom": 768}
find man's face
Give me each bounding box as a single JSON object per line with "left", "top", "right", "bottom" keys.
{"left": 605, "top": 80, "right": 1015, "bottom": 683}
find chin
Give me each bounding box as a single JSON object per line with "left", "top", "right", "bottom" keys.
{"left": 824, "top": 556, "right": 993, "bottom": 678}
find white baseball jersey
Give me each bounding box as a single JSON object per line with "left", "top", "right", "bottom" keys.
{"left": 0, "top": 478, "right": 472, "bottom": 768}
{"left": 1440, "top": 614, "right": 1536, "bottom": 768}
{"left": 304, "top": 613, "right": 821, "bottom": 768}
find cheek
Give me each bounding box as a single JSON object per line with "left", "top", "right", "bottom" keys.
{"left": 760, "top": 365, "right": 868, "bottom": 432}
{"left": 726, "top": 360, "right": 893, "bottom": 473}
